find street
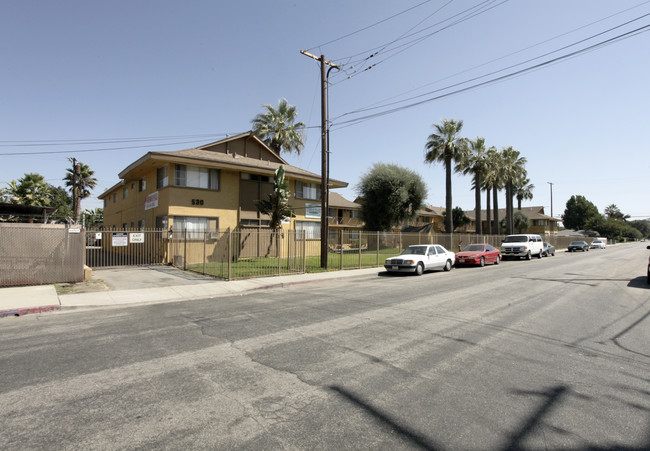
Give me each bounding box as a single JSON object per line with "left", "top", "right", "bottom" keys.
{"left": 1, "top": 243, "right": 649, "bottom": 450}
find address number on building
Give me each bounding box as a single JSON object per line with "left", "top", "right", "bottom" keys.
{"left": 191, "top": 199, "right": 204, "bottom": 206}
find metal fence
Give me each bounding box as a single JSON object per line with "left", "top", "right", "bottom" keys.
{"left": 0, "top": 224, "right": 85, "bottom": 287}
{"left": 169, "top": 229, "right": 306, "bottom": 280}
{"left": 85, "top": 229, "right": 167, "bottom": 268}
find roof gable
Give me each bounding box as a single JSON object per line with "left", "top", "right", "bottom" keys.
{"left": 198, "top": 132, "right": 287, "bottom": 165}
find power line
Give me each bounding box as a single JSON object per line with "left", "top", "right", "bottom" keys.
{"left": 0, "top": 139, "right": 216, "bottom": 156}
{"left": 336, "top": 10, "right": 650, "bottom": 119}
{"left": 0, "top": 132, "right": 234, "bottom": 147}
{"left": 331, "top": 23, "right": 650, "bottom": 129}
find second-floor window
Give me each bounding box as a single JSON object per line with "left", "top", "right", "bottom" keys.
{"left": 157, "top": 166, "right": 169, "bottom": 189}
{"left": 175, "top": 164, "right": 219, "bottom": 190}
{"left": 295, "top": 181, "right": 320, "bottom": 200}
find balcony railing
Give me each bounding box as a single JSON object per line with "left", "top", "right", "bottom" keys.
{"left": 328, "top": 217, "right": 364, "bottom": 227}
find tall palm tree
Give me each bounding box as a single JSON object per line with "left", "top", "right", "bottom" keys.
{"left": 482, "top": 146, "right": 500, "bottom": 235}
{"left": 456, "top": 137, "right": 488, "bottom": 235}
{"left": 514, "top": 176, "right": 534, "bottom": 210}
{"left": 500, "top": 147, "right": 527, "bottom": 235}
{"left": 424, "top": 119, "right": 467, "bottom": 233}
{"left": 64, "top": 159, "right": 97, "bottom": 224}
{"left": 251, "top": 98, "right": 306, "bottom": 155}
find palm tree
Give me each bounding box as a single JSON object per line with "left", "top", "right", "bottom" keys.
{"left": 251, "top": 99, "right": 306, "bottom": 155}
{"left": 64, "top": 159, "right": 97, "bottom": 224}
{"left": 424, "top": 119, "right": 467, "bottom": 233}
{"left": 456, "top": 137, "right": 488, "bottom": 235}
{"left": 514, "top": 176, "right": 534, "bottom": 210}
{"left": 14, "top": 173, "right": 51, "bottom": 206}
{"left": 482, "top": 146, "right": 500, "bottom": 235}
{"left": 256, "top": 166, "right": 293, "bottom": 257}
{"left": 500, "top": 147, "right": 527, "bottom": 235}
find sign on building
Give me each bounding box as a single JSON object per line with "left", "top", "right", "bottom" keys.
{"left": 144, "top": 191, "right": 159, "bottom": 210}
{"left": 129, "top": 232, "right": 144, "bottom": 243}
{"left": 112, "top": 232, "right": 128, "bottom": 247}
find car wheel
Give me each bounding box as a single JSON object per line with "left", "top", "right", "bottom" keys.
{"left": 444, "top": 260, "right": 452, "bottom": 271}
{"left": 480, "top": 257, "right": 485, "bottom": 267}
{"left": 538, "top": 250, "right": 543, "bottom": 259}
{"left": 495, "top": 255, "right": 500, "bottom": 265}
{"left": 526, "top": 251, "right": 532, "bottom": 260}
{"left": 415, "top": 263, "right": 424, "bottom": 276}
{"left": 551, "top": 251, "right": 555, "bottom": 256}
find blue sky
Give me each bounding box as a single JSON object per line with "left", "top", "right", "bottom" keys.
{"left": 2, "top": 0, "right": 649, "bottom": 220}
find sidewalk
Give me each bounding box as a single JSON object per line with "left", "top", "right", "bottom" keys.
{"left": 0, "top": 266, "right": 382, "bottom": 318}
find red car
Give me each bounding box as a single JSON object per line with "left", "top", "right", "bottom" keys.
{"left": 455, "top": 243, "right": 501, "bottom": 267}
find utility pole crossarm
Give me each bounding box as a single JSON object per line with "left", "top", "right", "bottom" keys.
{"left": 300, "top": 50, "right": 340, "bottom": 69}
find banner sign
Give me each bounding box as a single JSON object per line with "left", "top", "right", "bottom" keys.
{"left": 144, "top": 191, "right": 159, "bottom": 210}
{"left": 112, "top": 232, "right": 128, "bottom": 247}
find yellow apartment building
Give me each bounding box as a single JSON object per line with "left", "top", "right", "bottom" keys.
{"left": 99, "top": 132, "right": 347, "bottom": 237}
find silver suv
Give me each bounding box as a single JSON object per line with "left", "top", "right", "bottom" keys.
{"left": 501, "top": 234, "right": 544, "bottom": 260}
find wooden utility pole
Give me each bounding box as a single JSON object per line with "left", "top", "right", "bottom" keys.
{"left": 300, "top": 50, "right": 340, "bottom": 268}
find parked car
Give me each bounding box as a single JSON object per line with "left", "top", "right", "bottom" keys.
{"left": 455, "top": 243, "right": 500, "bottom": 267}
{"left": 501, "top": 234, "right": 544, "bottom": 260}
{"left": 542, "top": 242, "right": 555, "bottom": 257}
{"left": 384, "top": 244, "right": 455, "bottom": 275}
{"left": 590, "top": 239, "right": 606, "bottom": 249}
{"left": 568, "top": 241, "right": 589, "bottom": 252}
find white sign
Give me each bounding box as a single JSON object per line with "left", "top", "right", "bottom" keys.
{"left": 129, "top": 232, "right": 144, "bottom": 243}
{"left": 95, "top": 233, "right": 102, "bottom": 240}
{"left": 144, "top": 191, "right": 159, "bottom": 210}
{"left": 68, "top": 227, "right": 81, "bottom": 234}
{"left": 305, "top": 203, "right": 321, "bottom": 219}
{"left": 112, "top": 232, "right": 128, "bottom": 247}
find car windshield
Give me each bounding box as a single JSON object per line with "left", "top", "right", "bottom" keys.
{"left": 593, "top": 240, "right": 601, "bottom": 243}
{"left": 570, "top": 241, "right": 585, "bottom": 245}
{"left": 462, "top": 244, "right": 485, "bottom": 252}
{"left": 503, "top": 235, "right": 527, "bottom": 243}
{"left": 402, "top": 246, "right": 427, "bottom": 255}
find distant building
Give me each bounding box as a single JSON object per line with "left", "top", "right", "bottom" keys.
{"left": 462, "top": 206, "right": 559, "bottom": 235}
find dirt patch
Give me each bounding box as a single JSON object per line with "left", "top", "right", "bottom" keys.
{"left": 55, "top": 278, "right": 110, "bottom": 295}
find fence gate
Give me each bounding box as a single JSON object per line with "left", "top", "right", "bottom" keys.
{"left": 85, "top": 229, "right": 167, "bottom": 268}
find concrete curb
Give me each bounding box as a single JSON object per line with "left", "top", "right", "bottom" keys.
{"left": 0, "top": 305, "right": 61, "bottom": 318}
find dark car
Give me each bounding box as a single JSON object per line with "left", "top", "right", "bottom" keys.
{"left": 542, "top": 242, "right": 555, "bottom": 257}
{"left": 568, "top": 241, "right": 589, "bottom": 252}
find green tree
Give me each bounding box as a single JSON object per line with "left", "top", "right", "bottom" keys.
{"left": 514, "top": 176, "right": 534, "bottom": 210}
{"left": 562, "top": 195, "right": 600, "bottom": 230}
{"left": 64, "top": 159, "right": 97, "bottom": 223}
{"left": 604, "top": 204, "right": 630, "bottom": 221}
{"left": 256, "top": 165, "right": 293, "bottom": 256}
{"left": 513, "top": 210, "right": 530, "bottom": 233}
{"left": 83, "top": 208, "right": 104, "bottom": 228}
{"left": 13, "top": 173, "right": 51, "bottom": 206}
{"left": 629, "top": 219, "right": 650, "bottom": 238}
{"left": 483, "top": 146, "right": 502, "bottom": 235}
{"left": 442, "top": 206, "right": 470, "bottom": 232}
{"left": 424, "top": 119, "right": 467, "bottom": 233}
{"left": 500, "top": 147, "right": 527, "bottom": 234}
{"left": 49, "top": 186, "right": 73, "bottom": 223}
{"left": 456, "top": 136, "right": 488, "bottom": 235}
{"left": 251, "top": 99, "right": 306, "bottom": 155}
{"left": 357, "top": 163, "right": 427, "bottom": 232}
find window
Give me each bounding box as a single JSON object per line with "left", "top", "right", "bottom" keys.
{"left": 113, "top": 193, "right": 117, "bottom": 203}
{"left": 295, "top": 221, "right": 320, "bottom": 239}
{"left": 175, "top": 164, "right": 219, "bottom": 190}
{"left": 123, "top": 187, "right": 128, "bottom": 199}
{"left": 173, "top": 216, "right": 209, "bottom": 239}
{"left": 350, "top": 209, "right": 361, "bottom": 219}
{"left": 240, "top": 219, "right": 270, "bottom": 227}
{"left": 137, "top": 219, "right": 144, "bottom": 229}
{"left": 155, "top": 215, "right": 168, "bottom": 230}
{"left": 139, "top": 178, "right": 146, "bottom": 192}
{"left": 157, "top": 166, "right": 169, "bottom": 189}
{"left": 241, "top": 173, "right": 269, "bottom": 182}
{"left": 295, "top": 181, "right": 320, "bottom": 200}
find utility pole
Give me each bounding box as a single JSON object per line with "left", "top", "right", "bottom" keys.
{"left": 73, "top": 158, "right": 81, "bottom": 224}
{"left": 300, "top": 50, "right": 340, "bottom": 268}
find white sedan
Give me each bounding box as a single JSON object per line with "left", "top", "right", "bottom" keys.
{"left": 384, "top": 244, "right": 455, "bottom": 275}
{"left": 590, "top": 239, "right": 606, "bottom": 249}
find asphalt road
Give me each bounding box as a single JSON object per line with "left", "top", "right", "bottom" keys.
{"left": 2, "top": 243, "right": 649, "bottom": 450}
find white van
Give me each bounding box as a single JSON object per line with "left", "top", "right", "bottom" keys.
{"left": 501, "top": 234, "right": 544, "bottom": 260}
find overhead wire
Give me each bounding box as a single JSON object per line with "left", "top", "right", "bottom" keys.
{"left": 331, "top": 23, "right": 650, "bottom": 130}
{"left": 335, "top": 10, "right": 650, "bottom": 120}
